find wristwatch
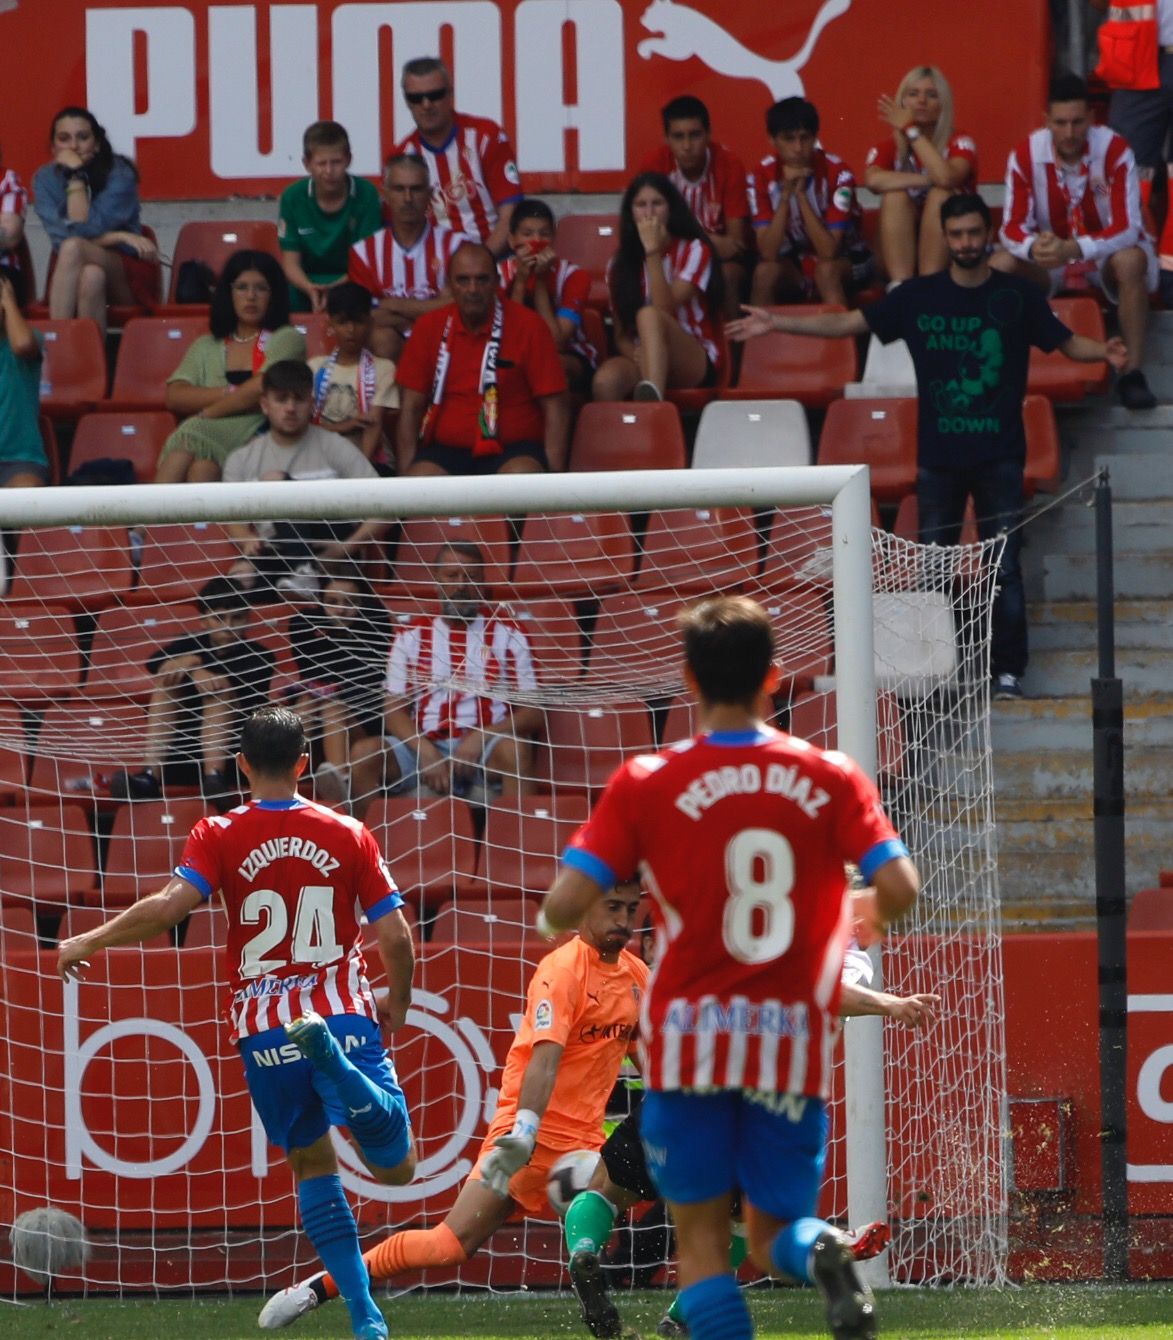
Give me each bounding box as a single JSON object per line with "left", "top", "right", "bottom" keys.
{"left": 905, "top": 127, "right": 921, "bottom": 142}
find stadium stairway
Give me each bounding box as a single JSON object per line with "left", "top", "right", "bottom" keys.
{"left": 993, "top": 325, "right": 1173, "bottom": 929}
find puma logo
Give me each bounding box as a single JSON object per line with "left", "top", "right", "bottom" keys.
{"left": 348, "top": 1103, "right": 373, "bottom": 1117}
{"left": 637, "top": 0, "right": 853, "bottom": 101}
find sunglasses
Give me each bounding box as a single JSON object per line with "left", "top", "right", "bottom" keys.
{"left": 405, "top": 88, "right": 448, "bottom": 106}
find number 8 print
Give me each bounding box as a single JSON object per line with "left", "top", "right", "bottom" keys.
{"left": 722, "top": 828, "right": 796, "bottom": 964}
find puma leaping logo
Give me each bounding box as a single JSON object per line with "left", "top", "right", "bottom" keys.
{"left": 637, "top": 0, "right": 853, "bottom": 101}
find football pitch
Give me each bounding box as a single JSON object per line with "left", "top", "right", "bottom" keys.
{"left": 3, "top": 1285, "right": 1172, "bottom": 1339}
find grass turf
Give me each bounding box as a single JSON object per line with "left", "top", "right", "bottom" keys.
{"left": 2, "top": 1285, "right": 1172, "bottom": 1339}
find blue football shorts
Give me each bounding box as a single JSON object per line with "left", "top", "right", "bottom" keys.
{"left": 239, "top": 1013, "right": 410, "bottom": 1166}
{"left": 640, "top": 1088, "right": 827, "bottom": 1221}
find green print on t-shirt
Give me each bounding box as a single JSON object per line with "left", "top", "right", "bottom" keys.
{"left": 924, "top": 285, "right": 1024, "bottom": 433}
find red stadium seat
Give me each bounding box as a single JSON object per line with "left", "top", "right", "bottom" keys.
{"left": 182, "top": 902, "right": 229, "bottom": 949}
{"left": 789, "top": 689, "right": 906, "bottom": 779}
{"left": 554, "top": 214, "right": 618, "bottom": 311}
{"left": 755, "top": 507, "right": 834, "bottom": 589}
{"left": 500, "top": 596, "right": 585, "bottom": 685}
{"left": 738, "top": 580, "right": 833, "bottom": 691}
{"left": 6, "top": 526, "right": 133, "bottom": 611}
{"left": 544, "top": 699, "right": 655, "bottom": 793}
{"left": 1023, "top": 394, "right": 1061, "bottom": 496}
{"left": 1130, "top": 887, "right": 1173, "bottom": 931}
{"left": 0, "top": 904, "right": 39, "bottom": 954}
{"left": 164, "top": 221, "right": 282, "bottom": 303}
{"left": 817, "top": 398, "right": 919, "bottom": 504}
{"left": 392, "top": 516, "right": 513, "bottom": 599}
{"left": 0, "top": 801, "right": 97, "bottom": 910}
{"left": 429, "top": 897, "right": 538, "bottom": 944}
{"left": 29, "top": 319, "right": 107, "bottom": 418}
{"left": 97, "top": 799, "right": 208, "bottom": 908}
{"left": 290, "top": 311, "right": 336, "bottom": 360}
{"left": 128, "top": 522, "right": 240, "bottom": 605}
{"left": 569, "top": 403, "right": 687, "bottom": 472}
{"left": 893, "top": 495, "right": 979, "bottom": 546}
{"left": 69, "top": 412, "right": 177, "bottom": 484}
{"left": 363, "top": 796, "right": 479, "bottom": 914}
{"left": 0, "top": 703, "right": 28, "bottom": 801}
{"left": 660, "top": 696, "right": 698, "bottom": 744}
{"left": 588, "top": 592, "right": 692, "bottom": 693}
{"left": 477, "top": 795, "right": 591, "bottom": 898}
{"left": 1028, "top": 297, "right": 1109, "bottom": 401}
{"left": 513, "top": 511, "right": 635, "bottom": 598}
{"left": 634, "top": 508, "right": 759, "bottom": 593}
{"left": 729, "top": 304, "right": 859, "bottom": 407}
{"left": 28, "top": 700, "right": 149, "bottom": 800}
{"left": 0, "top": 608, "right": 81, "bottom": 701}
{"left": 88, "top": 603, "right": 200, "bottom": 698}
{"left": 107, "top": 315, "right": 208, "bottom": 412}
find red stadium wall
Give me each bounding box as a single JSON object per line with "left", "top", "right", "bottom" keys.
{"left": 0, "top": 1, "right": 1050, "bottom": 199}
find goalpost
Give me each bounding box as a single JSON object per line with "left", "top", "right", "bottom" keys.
{"left": 0, "top": 466, "right": 1008, "bottom": 1299}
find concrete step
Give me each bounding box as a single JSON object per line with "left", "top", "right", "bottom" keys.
{"left": 1092, "top": 451, "right": 1173, "bottom": 500}
{"left": 1020, "top": 647, "right": 1169, "bottom": 698}
{"left": 991, "top": 694, "right": 1173, "bottom": 749}
{"left": 995, "top": 848, "right": 1100, "bottom": 899}
{"left": 1024, "top": 500, "right": 1173, "bottom": 556}
{"left": 995, "top": 797, "right": 1173, "bottom": 853}
{"left": 1130, "top": 364, "right": 1173, "bottom": 399}
{"left": 1027, "top": 604, "right": 1173, "bottom": 650}
{"left": 1028, "top": 549, "right": 1173, "bottom": 600}
{"left": 993, "top": 745, "right": 1173, "bottom": 799}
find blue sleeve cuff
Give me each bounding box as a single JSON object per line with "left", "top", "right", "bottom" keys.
{"left": 175, "top": 864, "right": 213, "bottom": 900}
{"left": 859, "top": 838, "right": 910, "bottom": 882}
{"left": 827, "top": 221, "right": 850, "bottom": 230}
{"left": 366, "top": 890, "right": 405, "bottom": 922}
{"left": 555, "top": 306, "right": 582, "bottom": 326}
{"left": 561, "top": 846, "right": 617, "bottom": 893}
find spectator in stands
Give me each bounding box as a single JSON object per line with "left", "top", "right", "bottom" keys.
{"left": 500, "top": 198, "right": 599, "bottom": 393}
{"left": 639, "top": 95, "right": 751, "bottom": 318}
{"left": 345, "top": 540, "right": 540, "bottom": 818}
{"left": 155, "top": 250, "right": 305, "bottom": 484}
{"left": 0, "top": 273, "right": 48, "bottom": 486}
{"left": 32, "top": 106, "right": 157, "bottom": 335}
{"left": 0, "top": 146, "right": 29, "bottom": 307}
{"left": 222, "top": 359, "right": 387, "bottom": 599}
{"left": 349, "top": 152, "right": 459, "bottom": 361}
{"left": 288, "top": 559, "right": 394, "bottom": 809}
{"left": 592, "top": 172, "right": 723, "bottom": 402}
{"left": 748, "top": 97, "right": 872, "bottom": 308}
{"left": 394, "top": 56, "right": 523, "bottom": 255}
{"left": 728, "top": 192, "right": 1127, "bottom": 702}
{"left": 309, "top": 281, "right": 398, "bottom": 467}
{"left": 994, "top": 73, "right": 1157, "bottom": 410}
{"left": 864, "top": 66, "right": 978, "bottom": 284}
{"left": 109, "top": 576, "right": 273, "bottom": 810}
{"left": 278, "top": 120, "right": 383, "bottom": 314}
{"left": 395, "top": 241, "right": 569, "bottom": 475}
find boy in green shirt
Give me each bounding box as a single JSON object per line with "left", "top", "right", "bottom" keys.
{"left": 0, "top": 273, "right": 49, "bottom": 486}
{"left": 278, "top": 121, "right": 382, "bottom": 313}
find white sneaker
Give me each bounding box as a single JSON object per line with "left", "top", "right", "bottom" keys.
{"left": 258, "top": 1273, "right": 325, "bottom": 1329}
{"left": 993, "top": 673, "right": 1024, "bottom": 700}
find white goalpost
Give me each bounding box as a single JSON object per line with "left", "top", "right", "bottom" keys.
{"left": 0, "top": 465, "right": 1008, "bottom": 1299}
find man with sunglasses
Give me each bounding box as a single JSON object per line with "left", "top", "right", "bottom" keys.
{"left": 393, "top": 56, "right": 523, "bottom": 257}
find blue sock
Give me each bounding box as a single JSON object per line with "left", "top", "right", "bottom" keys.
{"left": 309, "top": 1031, "right": 409, "bottom": 1167}
{"left": 678, "top": 1273, "right": 751, "bottom": 1340}
{"left": 297, "top": 1174, "right": 383, "bottom": 1335}
{"left": 770, "top": 1216, "right": 828, "bottom": 1284}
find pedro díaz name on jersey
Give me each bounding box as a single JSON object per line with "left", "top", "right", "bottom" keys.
{"left": 673, "top": 758, "right": 831, "bottom": 822}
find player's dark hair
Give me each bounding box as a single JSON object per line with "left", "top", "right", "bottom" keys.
{"left": 240, "top": 706, "right": 307, "bottom": 775}
{"left": 1049, "top": 73, "right": 1089, "bottom": 107}
{"left": 678, "top": 596, "right": 776, "bottom": 708}
{"left": 661, "top": 95, "right": 710, "bottom": 133}
{"left": 940, "top": 192, "right": 991, "bottom": 229}
{"left": 302, "top": 120, "right": 351, "bottom": 159}
{"left": 210, "top": 250, "right": 291, "bottom": 340}
{"left": 767, "top": 97, "right": 819, "bottom": 138}
{"left": 197, "top": 575, "right": 250, "bottom": 619}
{"left": 325, "top": 281, "right": 374, "bottom": 322}
{"left": 510, "top": 198, "right": 556, "bottom": 232}
{"left": 610, "top": 172, "right": 724, "bottom": 339}
{"left": 261, "top": 359, "right": 313, "bottom": 396}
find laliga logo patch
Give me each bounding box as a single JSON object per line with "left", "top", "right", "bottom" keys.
{"left": 534, "top": 998, "right": 554, "bottom": 1030}
{"left": 504, "top": 160, "right": 521, "bottom": 187}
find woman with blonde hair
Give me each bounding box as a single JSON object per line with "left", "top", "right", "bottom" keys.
{"left": 864, "top": 66, "right": 978, "bottom": 282}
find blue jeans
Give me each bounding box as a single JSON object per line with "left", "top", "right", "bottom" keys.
{"left": 917, "top": 458, "right": 1027, "bottom": 678}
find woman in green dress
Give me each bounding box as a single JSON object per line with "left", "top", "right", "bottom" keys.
{"left": 155, "top": 249, "right": 305, "bottom": 482}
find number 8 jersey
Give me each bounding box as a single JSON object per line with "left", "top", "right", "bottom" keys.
{"left": 563, "top": 728, "right": 907, "bottom": 1097}
{"left": 177, "top": 797, "right": 404, "bottom": 1041}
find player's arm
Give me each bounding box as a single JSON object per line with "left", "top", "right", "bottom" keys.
{"left": 372, "top": 906, "right": 414, "bottom": 1034}
{"left": 57, "top": 876, "right": 204, "bottom": 979}
{"left": 479, "top": 1043, "right": 566, "bottom": 1196}
{"left": 794, "top": 190, "right": 843, "bottom": 260}
{"left": 281, "top": 248, "right": 323, "bottom": 312}
{"left": 852, "top": 856, "right": 920, "bottom": 944}
{"left": 541, "top": 866, "right": 607, "bottom": 935}
{"left": 395, "top": 386, "right": 427, "bottom": 474}
{"left": 839, "top": 981, "right": 939, "bottom": 1028}
{"left": 728, "top": 304, "right": 869, "bottom": 342}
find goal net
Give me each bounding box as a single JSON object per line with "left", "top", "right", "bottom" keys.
{"left": 0, "top": 467, "right": 1008, "bottom": 1302}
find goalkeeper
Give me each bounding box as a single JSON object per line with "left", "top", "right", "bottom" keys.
{"left": 259, "top": 881, "right": 649, "bottom": 1330}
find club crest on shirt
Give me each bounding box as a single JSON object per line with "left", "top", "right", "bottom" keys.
{"left": 504, "top": 160, "right": 521, "bottom": 186}
{"left": 441, "top": 172, "right": 469, "bottom": 205}
{"left": 534, "top": 998, "right": 554, "bottom": 1030}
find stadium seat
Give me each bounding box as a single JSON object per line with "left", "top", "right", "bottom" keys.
{"left": 0, "top": 703, "right": 28, "bottom": 801}
{"left": 69, "top": 412, "right": 177, "bottom": 484}
{"left": 756, "top": 507, "right": 835, "bottom": 589}
{"left": 29, "top": 319, "right": 107, "bottom": 418}
{"left": 1130, "top": 887, "right": 1173, "bottom": 931}
{"left": 569, "top": 402, "right": 687, "bottom": 472}
{"left": 816, "top": 398, "right": 918, "bottom": 503}
{"left": 736, "top": 580, "right": 834, "bottom": 692}
{"left": 872, "top": 591, "right": 959, "bottom": 694}
{"left": 588, "top": 592, "right": 693, "bottom": 693}
{"left": 6, "top": 526, "right": 133, "bottom": 611}
{"left": 1028, "top": 297, "right": 1109, "bottom": 401}
{"left": 477, "top": 795, "right": 591, "bottom": 899}
{"left": 846, "top": 334, "right": 916, "bottom": 400}
{"left": 182, "top": 902, "right": 228, "bottom": 949}
{"left": 0, "top": 801, "right": 97, "bottom": 909}
{"left": 97, "top": 798, "right": 208, "bottom": 908}
{"left": 60, "top": 905, "right": 171, "bottom": 949}
{"left": 554, "top": 214, "right": 618, "bottom": 310}
{"left": 544, "top": 699, "right": 655, "bottom": 793}
{"left": 512, "top": 511, "right": 635, "bottom": 598}
{"left": 429, "top": 897, "right": 538, "bottom": 944}
{"left": 1023, "top": 394, "right": 1061, "bottom": 496}
{"left": 87, "top": 603, "right": 200, "bottom": 698}
{"left": 107, "top": 315, "right": 208, "bottom": 412}
{"left": 500, "top": 596, "right": 586, "bottom": 684}
{"left": 728, "top": 304, "right": 859, "bottom": 407}
{"left": 163, "top": 220, "right": 282, "bottom": 304}
{"left": 789, "top": 688, "right": 906, "bottom": 778}
{"left": 28, "top": 700, "right": 149, "bottom": 800}
{"left": 291, "top": 311, "right": 336, "bottom": 360}
{"left": 363, "top": 796, "right": 479, "bottom": 914}
{"left": 391, "top": 515, "right": 513, "bottom": 598}
{"left": 128, "top": 522, "right": 239, "bottom": 605}
{"left": 634, "top": 508, "right": 759, "bottom": 594}
{"left": 0, "top": 608, "right": 82, "bottom": 701}
{"left": 0, "top": 904, "right": 39, "bottom": 954}
{"left": 579, "top": 307, "right": 610, "bottom": 364}
{"left": 660, "top": 696, "right": 698, "bottom": 745}
{"left": 692, "top": 400, "right": 812, "bottom": 469}
{"left": 893, "top": 495, "right": 980, "bottom": 546}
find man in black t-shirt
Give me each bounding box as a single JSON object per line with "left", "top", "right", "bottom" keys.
{"left": 728, "top": 193, "right": 1126, "bottom": 699}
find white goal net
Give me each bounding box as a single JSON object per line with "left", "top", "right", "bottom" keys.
{"left": 0, "top": 468, "right": 1008, "bottom": 1302}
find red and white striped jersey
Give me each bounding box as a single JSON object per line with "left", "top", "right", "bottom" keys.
{"left": 0, "top": 168, "right": 27, "bottom": 217}
{"left": 384, "top": 610, "right": 538, "bottom": 739}
{"left": 498, "top": 256, "right": 600, "bottom": 367}
{"left": 395, "top": 114, "right": 523, "bottom": 242}
{"left": 564, "top": 728, "right": 907, "bottom": 1097}
{"left": 864, "top": 130, "right": 979, "bottom": 197}
{"left": 348, "top": 221, "right": 461, "bottom": 300}
{"left": 639, "top": 142, "right": 751, "bottom": 235}
{"left": 1001, "top": 125, "right": 1151, "bottom": 265}
{"left": 611, "top": 237, "right": 718, "bottom": 362}
{"left": 748, "top": 147, "right": 865, "bottom": 256}
{"left": 176, "top": 797, "right": 403, "bottom": 1041}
